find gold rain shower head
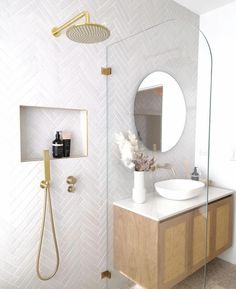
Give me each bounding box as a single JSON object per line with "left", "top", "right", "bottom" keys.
{"left": 51, "top": 11, "right": 110, "bottom": 44}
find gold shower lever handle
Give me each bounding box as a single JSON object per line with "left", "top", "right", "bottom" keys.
{"left": 67, "top": 176, "right": 77, "bottom": 185}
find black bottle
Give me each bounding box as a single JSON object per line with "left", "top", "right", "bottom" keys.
{"left": 62, "top": 132, "right": 71, "bottom": 157}
{"left": 52, "top": 131, "right": 63, "bottom": 158}
{"left": 191, "top": 166, "right": 199, "bottom": 181}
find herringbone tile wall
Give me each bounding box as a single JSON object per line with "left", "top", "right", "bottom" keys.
{"left": 0, "top": 1, "right": 198, "bottom": 289}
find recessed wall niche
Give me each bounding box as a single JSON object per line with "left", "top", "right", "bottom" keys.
{"left": 20, "top": 105, "right": 88, "bottom": 162}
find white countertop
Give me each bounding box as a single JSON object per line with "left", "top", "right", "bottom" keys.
{"left": 113, "top": 186, "right": 234, "bottom": 222}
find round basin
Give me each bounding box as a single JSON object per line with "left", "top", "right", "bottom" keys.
{"left": 154, "top": 179, "right": 205, "bottom": 200}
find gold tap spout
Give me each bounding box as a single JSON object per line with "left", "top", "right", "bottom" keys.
{"left": 156, "top": 163, "right": 176, "bottom": 176}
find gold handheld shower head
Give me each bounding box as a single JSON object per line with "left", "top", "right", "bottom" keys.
{"left": 43, "top": 149, "right": 50, "bottom": 182}
{"left": 51, "top": 11, "right": 110, "bottom": 43}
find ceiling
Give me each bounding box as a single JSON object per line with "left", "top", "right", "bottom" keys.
{"left": 173, "top": 0, "right": 236, "bottom": 14}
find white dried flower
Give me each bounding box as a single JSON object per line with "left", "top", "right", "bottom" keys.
{"left": 127, "top": 130, "right": 139, "bottom": 152}
{"left": 115, "top": 132, "right": 136, "bottom": 169}
{"left": 115, "top": 131, "right": 156, "bottom": 171}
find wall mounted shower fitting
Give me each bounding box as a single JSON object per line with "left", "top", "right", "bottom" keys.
{"left": 37, "top": 150, "right": 60, "bottom": 281}
{"left": 51, "top": 11, "right": 110, "bottom": 43}
{"left": 67, "top": 176, "right": 77, "bottom": 192}
{"left": 40, "top": 180, "right": 49, "bottom": 189}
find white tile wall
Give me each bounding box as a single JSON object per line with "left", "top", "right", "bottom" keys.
{"left": 0, "top": 1, "right": 198, "bottom": 289}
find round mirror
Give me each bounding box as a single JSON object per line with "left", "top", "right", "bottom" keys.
{"left": 134, "top": 71, "right": 186, "bottom": 152}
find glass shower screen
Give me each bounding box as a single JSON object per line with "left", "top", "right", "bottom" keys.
{"left": 106, "top": 20, "right": 212, "bottom": 289}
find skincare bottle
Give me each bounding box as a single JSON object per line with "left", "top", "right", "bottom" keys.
{"left": 62, "top": 132, "right": 71, "bottom": 157}
{"left": 191, "top": 166, "right": 199, "bottom": 181}
{"left": 52, "top": 131, "right": 63, "bottom": 158}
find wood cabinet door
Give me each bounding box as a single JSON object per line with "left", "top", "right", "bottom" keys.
{"left": 113, "top": 206, "right": 159, "bottom": 289}
{"left": 158, "top": 212, "right": 192, "bottom": 289}
{"left": 190, "top": 204, "right": 214, "bottom": 273}
{"left": 213, "top": 195, "right": 233, "bottom": 256}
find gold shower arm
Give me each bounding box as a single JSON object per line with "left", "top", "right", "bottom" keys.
{"left": 52, "top": 11, "right": 90, "bottom": 37}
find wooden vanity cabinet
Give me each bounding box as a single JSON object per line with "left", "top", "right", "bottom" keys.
{"left": 113, "top": 195, "right": 233, "bottom": 289}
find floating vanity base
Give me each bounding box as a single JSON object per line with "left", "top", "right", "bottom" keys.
{"left": 113, "top": 187, "right": 234, "bottom": 289}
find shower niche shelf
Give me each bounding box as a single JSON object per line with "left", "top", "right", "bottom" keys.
{"left": 20, "top": 105, "right": 88, "bottom": 162}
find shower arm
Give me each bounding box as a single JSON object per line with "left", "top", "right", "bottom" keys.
{"left": 52, "top": 11, "right": 90, "bottom": 37}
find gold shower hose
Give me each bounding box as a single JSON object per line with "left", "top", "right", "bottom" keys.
{"left": 36, "top": 150, "right": 60, "bottom": 280}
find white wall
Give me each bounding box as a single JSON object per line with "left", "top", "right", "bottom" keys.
{"left": 174, "top": 0, "right": 236, "bottom": 15}
{"left": 199, "top": 1, "right": 236, "bottom": 264}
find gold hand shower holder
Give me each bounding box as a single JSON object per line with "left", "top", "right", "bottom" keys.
{"left": 52, "top": 11, "right": 90, "bottom": 37}
{"left": 36, "top": 150, "right": 60, "bottom": 281}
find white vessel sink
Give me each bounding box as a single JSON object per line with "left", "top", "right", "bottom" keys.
{"left": 154, "top": 179, "right": 205, "bottom": 200}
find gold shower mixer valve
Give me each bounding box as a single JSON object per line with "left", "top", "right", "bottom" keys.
{"left": 67, "top": 176, "right": 77, "bottom": 193}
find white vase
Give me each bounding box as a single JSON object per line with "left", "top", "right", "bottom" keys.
{"left": 132, "top": 171, "right": 146, "bottom": 204}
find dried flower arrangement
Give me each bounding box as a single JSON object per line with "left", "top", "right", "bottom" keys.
{"left": 115, "top": 131, "right": 156, "bottom": 171}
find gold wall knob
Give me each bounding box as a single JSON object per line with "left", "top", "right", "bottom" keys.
{"left": 67, "top": 176, "right": 77, "bottom": 185}
{"left": 68, "top": 185, "right": 75, "bottom": 193}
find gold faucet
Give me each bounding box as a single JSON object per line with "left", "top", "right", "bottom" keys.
{"left": 156, "top": 163, "right": 176, "bottom": 176}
